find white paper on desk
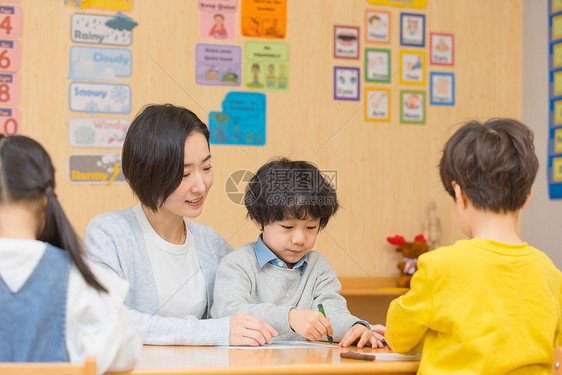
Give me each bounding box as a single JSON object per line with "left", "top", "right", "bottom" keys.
{"left": 229, "top": 341, "right": 333, "bottom": 350}
{"left": 362, "top": 352, "right": 421, "bottom": 361}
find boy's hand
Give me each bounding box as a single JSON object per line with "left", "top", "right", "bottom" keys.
{"left": 288, "top": 308, "right": 333, "bottom": 341}
{"left": 339, "top": 324, "right": 384, "bottom": 348}
{"left": 370, "top": 324, "right": 386, "bottom": 340}
{"left": 229, "top": 313, "right": 278, "bottom": 346}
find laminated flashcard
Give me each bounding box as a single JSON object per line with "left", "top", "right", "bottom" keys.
{"left": 430, "top": 33, "right": 454, "bottom": 66}
{"left": 68, "top": 153, "right": 125, "bottom": 184}
{"left": 0, "top": 107, "right": 20, "bottom": 135}
{"left": 334, "top": 66, "right": 360, "bottom": 101}
{"left": 400, "top": 51, "right": 425, "bottom": 85}
{"left": 365, "top": 88, "right": 390, "bottom": 122}
{"left": 429, "top": 72, "right": 454, "bottom": 106}
{"left": 0, "top": 6, "right": 22, "bottom": 38}
{"left": 367, "top": 0, "right": 427, "bottom": 8}
{"left": 548, "top": 156, "right": 562, "bottom": 198}
{"left": 553, "top": 0, "right": 562, "bottom": 13}
{"left": 400, "top": 90, "right": 425, "bottom": 124}
{"left": 334, "top": 25, "right": 359, "bottom": 59}
{"left": 71, "top": 13, "right": 137, "bottom": 46}
{"left": 0, "top": 73, "right": 19, "bottom": 106}
{"left": 69, "top": 118, "right": 129, "bottom": 148}
{"left": 365, "top": 48, "right": 390, "bottom": 83}
{"left": 0, "top": 0, "right": 20, "bottom": 2}
{"left": 209, "top": 91, "right": 266, "bottom": 145}
{"left": 553, "top": 15, "right": 562, "bottom": 42}
{"left": 64, "top": 0, "right": 133, "bottom": 11}
{"left": 69, "top": 82, "right": 131, "bottom": 114}
{"left": 554, "top": 99, "right": 562, "bottom": 126}
{"left": 553, "top": 71, "right": 562, "bottom": 97}
{"left": 553, "top": 43, "right": 562, "bottom": 69}
{"left": 555, "top": 127, "right": 562, "bottom": 154}
{"left": 195, "top": 43, "right": 241, "bottom": 86}
{"left": 365, "top": 10, "right": 390, "bottom": 43}
{"left": 199, "top": 0, "right": 237, "bottom": 42}
{"left": 241, "top": 0, "right": 287, "bottom": 39}
{"left": 244, "top": 41, "right": 289, "bottom": 90}
{"left": 0, "top": 40, "right": 20, "bottom": 73}
{"left": 69, "top": 46, "right": 132, "bottom": 81}
{"left": 400, "top": 13, "right": 425, "bottom": 47}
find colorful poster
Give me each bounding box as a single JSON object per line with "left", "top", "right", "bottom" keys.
{"left": 550, "top": 156, "right": 562, "bottom": 182}
{"left": 400, "top": 51, "right": 425, "bottom": 85}
{"left": 244, "top": 40, "right": 289, "bottom": 90}
{"left": 64, "top": 0, "right": 133, "bottom": 11}
{"left": 334, "top": 66, "right": 360, "bottom": 101}
{"left": 429, "top": 72, "right": 454, "bottom": 106}
{"left": 71, "top": 13, "right": 137, "bottom": 46}
{"left": 365, "top": 10, "right": 390, "bottom": 43}
{"left": 68, "top": 153, "right": 125, "bottom": 184}
{"left": 69, "top": 46, "right": 132, "bottom": 81}
{"left": 0, "top": 107, "right": 19, "bottom": 135}
{"left": 208, "top": 91, "right": 266, "bottom": 145}
{"left": 553, "top": 43, "right": 562, "bottom": 69}
{"left": 241, "top": 0, "right": 286, "bottom": 39}
{"left": 400, "top": 90, "right": 425, "bottom": 124}
{"left": 0, "top": 6, "right": 22, "bottom": 38}
{"left": 365, "top": 88, "right": 390, "bottom": 122}
{"left": 199, "top": 0, "right": 237, "bottom": 42}
{"left": 69, "top": 82, "right": 131, "bottom": 114}
{"left": 69, "top": 118, "right": 129, "bottom": 148}
{"left": 365, "top": 48, "right": 390, "bottom": 83}
{"left": 0, "top": 73, "right": 19, "bottom": 106}
{"left": 400, "top": 13, "right": 425, "bottom": 47}
{"left": 334, "top": 25, "right": 359, "bottom": 59}
{"left": 0, "top": 40, "right": 21, "bottom": 73}
{"left": 555, "top": 99, "right": 562, "bottom": 126}
{"left": 367, "top": 0, "right": 427, "bottom": 8}
{"left": 430, "top": 33, "right": 454, "bottom": 65}
{"left": 195, "top": 43, "right": 241, "bottom": 86}
{"left": 553, "top": 127, "right": 562, "bottom": 154}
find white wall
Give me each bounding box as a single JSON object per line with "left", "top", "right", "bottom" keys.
{"left": 522, "top": 0, "right": 562, "bottom": 269}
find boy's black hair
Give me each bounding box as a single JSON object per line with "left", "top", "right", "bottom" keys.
{"left": 439, "top": 118, "right": 539, "bottom": 213}
{"left": 122, "top": 104, "right": 210, "bottom": 212}
{"left": 245, "top": 157, "right": 339, "bottom": 230}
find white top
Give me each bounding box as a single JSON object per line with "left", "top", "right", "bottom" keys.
{"left": 133, "top": 205, "right": 207, "bottom": 319}
{"left": 0, "top": 238, "right": 142, "bottom": 374}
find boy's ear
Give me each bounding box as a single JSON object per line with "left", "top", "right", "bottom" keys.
{"left": 452, "top": 181, "right": 468, "bottom": 209}
{"left": 522, "top": 186, "right": 534, "bottom": 208}
{"left": 252, "top": 219, "right": 264, "bottom": 231}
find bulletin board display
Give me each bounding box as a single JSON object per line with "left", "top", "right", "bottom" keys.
{"left": 17, "top": 0, "right": 522, "bottom": 278}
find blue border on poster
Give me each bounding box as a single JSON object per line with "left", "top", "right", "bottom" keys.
{"left": 549, "top": 0, "right": 562, "bottom": 198}
{"left": 429, "top": 72, "right": 454, "bottom": 106}
{"left": 400, "top": 12, "right": 425, "bottom": 47}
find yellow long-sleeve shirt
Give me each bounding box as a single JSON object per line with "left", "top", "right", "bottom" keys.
{"left": 386, "top": 239, "right": 562, "bottom": 374}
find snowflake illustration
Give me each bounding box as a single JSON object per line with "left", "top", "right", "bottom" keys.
{"left": 84, "top": 101, "right": 99, "bottom": 113}
{"left": 111, "top": 86, "right": 129, "bottom": 104}
{"left": 74, "top": 126, "right": 95, "bottom": 145}
{"left": 102, "top": 104, "right": 114, "bottom": 113}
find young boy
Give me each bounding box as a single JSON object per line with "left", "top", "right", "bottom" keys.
{"left": 211, "top": 158, "right": 385, "bottom": 347}
{"left": 386, "top": 119, "right": 562, "bottom": 373}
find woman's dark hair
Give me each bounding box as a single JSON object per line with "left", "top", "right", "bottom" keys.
{"left": 245, "top": 157, "right": 339, "bottom": 230}
{"left": 0, "top": 135, "right": 107, "bottom": 292}
{"left": 122, "top": 104, "right": 210, "bottom": 211}
{"left": 439, "top": 118, "right": 539, "bottom": 213}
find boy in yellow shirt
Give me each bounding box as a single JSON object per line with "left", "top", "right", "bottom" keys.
{"left": 386, "top": 118, "right": 562, "bottom": 374}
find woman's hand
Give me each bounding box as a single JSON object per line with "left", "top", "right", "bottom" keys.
{"left": 229, "top": 313, "right": 278, "bottom": 346}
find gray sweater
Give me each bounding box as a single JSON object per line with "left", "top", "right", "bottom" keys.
{"left": 84, "top": 207, "right": 232, "bottom": 346}
{"left": 211, "top": 241, "right": 368, "bottom": 342}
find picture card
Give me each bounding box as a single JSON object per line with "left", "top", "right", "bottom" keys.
{"left": 334, "top": 66, "right": 360, "bottom": 101}
{"left": 69, "top": 82, "right": 131, "bottom": 114}
{"left": 365, "top": 48, "right": 390, "bottom": 83}
{"left": 430, "top": 33, "right": 454, "bottom": 65}
{"left": 334, "top": 25, "right": 359, "bottom": 59}
{"left": 400, "top": 12, "right": 425, "bottom": 47}
{"left": 241, "top": 0, "right": 287, "bottom": 39}
{"left": 71, "top": 13, "right": 137, "bottom": 46}
{"left": 199, "top": 0, "right": 237, "bottom": 42}
{"left": 400, "top": 90, "right": 425, "bottom": 124}
{"left": 400, "top": 51, "right": 425, "bottom": 85}
{"left": 365, "top": 10, "right": 390, "bottom": 43}
{"left": 429, "top": 72, "right": 454, "bottom": 106}
{"left": 365, "top": 88, "right": 390, "bottom": 122}
{"left": 244, "top": 40, "right": 289, "bottom": 90}
{"left": 68, "top": 153, "right": 125, "bottom": 184}
{"left": 69, "top": 118, "right": 129, "bottom": 148}
{"left": 195, "top": 43, "right": 241, "bottom": 86}
{"left": 65, "top": 0, "right": 134, "bottom": 11}
{"left": 69, "top": 46, "right": 132, "bottom": 81}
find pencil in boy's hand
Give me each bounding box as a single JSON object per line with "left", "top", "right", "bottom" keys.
{"left": 317, "top": 303, "right": 333, "bottom": 344}
{"left": 340, "top": 350, "right": 375, "bottom": 361}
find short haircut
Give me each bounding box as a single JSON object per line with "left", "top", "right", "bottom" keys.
{"left": 122, "top": 104, "right": 210, "bottom": 211}
{"left": 245, "top": 157, "right": 339, "bottom": 230}
{"left": 439, "top": 118, "right": 539, "bottom": 213}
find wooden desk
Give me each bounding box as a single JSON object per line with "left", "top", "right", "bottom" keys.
{"left": 131, "top": 345, "right": 419, "bottom": 375}
{"left": 339, "top": 277, "right": 408, "bottom": 325}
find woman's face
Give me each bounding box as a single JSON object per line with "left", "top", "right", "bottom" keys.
{"left": 161, "top": 132, "right": 213, "bottom": 219}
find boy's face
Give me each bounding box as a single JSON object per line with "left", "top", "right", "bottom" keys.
{"left": 257, "top": 217, "right": 321, "bottom": 268}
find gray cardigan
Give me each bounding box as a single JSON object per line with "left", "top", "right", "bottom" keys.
{"left": 84, "top": 207, "right": 232, "bottom": 346}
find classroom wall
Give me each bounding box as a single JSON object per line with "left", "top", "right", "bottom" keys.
{"left": 521, "top": 0, "right": 562, "bottom": 269}
{"left": 16, "top": 0, "right": 522, "bottom": 278}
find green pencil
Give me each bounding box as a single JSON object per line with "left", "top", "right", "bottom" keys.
{"left": 317, "top": 304, "right": 333, "bottom": 344}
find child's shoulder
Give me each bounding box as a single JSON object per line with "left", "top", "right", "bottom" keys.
{"left": 221, "top": 241, "right": 258, "bottom": 263}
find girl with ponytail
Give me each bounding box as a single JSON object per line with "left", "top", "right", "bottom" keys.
{"left": 0, "top": 135, "right": 141, "bottom": 373}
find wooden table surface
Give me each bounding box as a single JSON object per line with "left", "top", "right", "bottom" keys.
{"left": 129, "top": 344, "right": 419, "bottom": 375}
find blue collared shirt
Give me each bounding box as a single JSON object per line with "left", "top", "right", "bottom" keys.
{"left": 254, "top": 235, "right": 308, "bottom": 274}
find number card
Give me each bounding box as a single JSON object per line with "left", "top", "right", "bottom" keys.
{"left": 400, "top": 90, "right": 425, "bottom": 124}
{"left": 0, "top": 40, "right": 20, "bottom": 72}
{"left": 0, "top": 6, "right": 22, "bottom": 38}
{"left": 0, "top": 107, "right": 19, "bottom": 135}
{"left": 0, "top": 73, "right": 19, "bottom": 105}
{"left": 365, "top": 88, "right": 390, "bottom": 122}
